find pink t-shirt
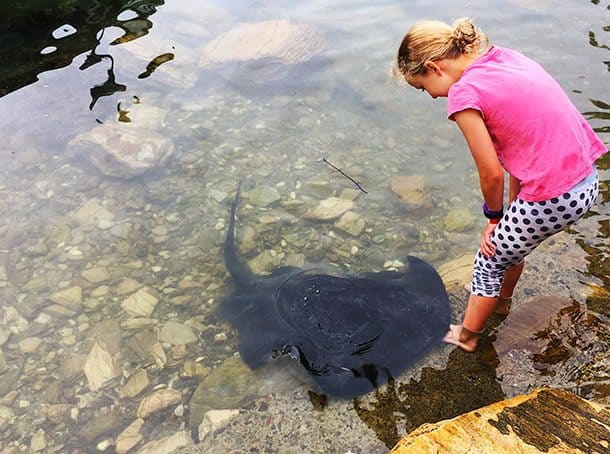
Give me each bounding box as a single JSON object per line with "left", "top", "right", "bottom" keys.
{"left": 447, "top": 45, "right": 607, "bottom": 201}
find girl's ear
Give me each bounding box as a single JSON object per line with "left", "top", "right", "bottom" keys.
{"left": 424, "top": 60, "right": 442, "bottom": 75}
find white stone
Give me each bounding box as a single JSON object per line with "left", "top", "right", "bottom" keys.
{"left": 136, "top": 389, "right": 182, "bottom": 419}
{"left": 18, "top": 337, "right": 42, "bottom": 354}
{"left": 116, "top": 418, "right": 144, "bottom": 454}
{"left": 135, "top": 430, "right": 194, "bottom": 453}
{"left": 158, "top": 322, "right": 197, "bottom": 345}
{"left": 30, "top": 429, "right": 46, "bottom": 452}
{"left": 121, "top": 288, "right": 159, "bottom": 317}
{"left": 81, "top": 267, "right": 111, "bottom": 283}
{"left": 69, "top": 124, "right": 174, "bottom": 178}
{"left": 303, "top": 197, "right": 354, "bottom": 221}
{"left": 119, "top": 369, "right": 150, "bottom": 398}
{"left": 200, "top": 19, "right": 326, "bottom": 66}
{"left": 83, "top": 341, "right": 121, "bottom": 391}
{"left": 48, "top": 286, "right": 82, "bottom": 310}
{"left": 198, "top": 409, "right": 240, "bottom": 440}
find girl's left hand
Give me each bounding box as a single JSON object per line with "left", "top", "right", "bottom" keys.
{"left": 480, "top": 222, "right": 498, "bottom": 257}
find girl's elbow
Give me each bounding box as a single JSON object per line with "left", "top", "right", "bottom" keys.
{"left": 480, "top": 172, "right": 504, "bottom": 187}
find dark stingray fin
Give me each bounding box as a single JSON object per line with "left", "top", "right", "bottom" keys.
{"left": 402, "top": 255, "right": 450, "bottom": 300}
{"left": 310, "top": 364, "right": 393, "bottom": 398}
{"left": 224, "top": 182, "right": 257, "bottom": 287}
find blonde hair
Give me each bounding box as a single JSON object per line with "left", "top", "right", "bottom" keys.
{"left": 396, "top": 18, "right": 488, "bottom": 77}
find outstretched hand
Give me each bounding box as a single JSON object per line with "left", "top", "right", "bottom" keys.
{"left": 480, "top": 222, "right": 498, "bottom": 257}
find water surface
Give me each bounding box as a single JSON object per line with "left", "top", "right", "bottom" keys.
{"left": 0, "top": 0, "right": 608, "bottom": 452}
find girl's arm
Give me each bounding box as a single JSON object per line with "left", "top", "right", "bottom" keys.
{"left": 453, "top": 109, "right": 504, "bottom": 210}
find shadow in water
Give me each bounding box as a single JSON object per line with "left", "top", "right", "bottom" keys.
{"left": 353, "top": 340, "right": 504, "bottom": 449}
{"left": 0, "top": 0, "right": 164, "bottom": 97}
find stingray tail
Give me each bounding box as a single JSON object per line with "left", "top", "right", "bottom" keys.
{"left": 224, "top": 182, "right": 256, "bottom": 287}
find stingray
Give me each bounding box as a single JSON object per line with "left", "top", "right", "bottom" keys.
{"left": 220, "top": 183, "right": 451, "bottom": 398}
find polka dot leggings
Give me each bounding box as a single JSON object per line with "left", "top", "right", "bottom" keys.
{"left": 472, "top": 171, "right": 599, "bottom": 297}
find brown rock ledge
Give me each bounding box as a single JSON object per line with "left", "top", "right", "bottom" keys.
{"left": 391, "top": 387, "right": 610, "bottom": 453}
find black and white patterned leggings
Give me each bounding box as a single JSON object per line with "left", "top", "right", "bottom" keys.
{"left": 471, "top": 170, "right": 599, "bottom": 297}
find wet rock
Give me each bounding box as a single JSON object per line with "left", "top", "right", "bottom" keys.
{"left": 237, "top": 225, "right": 257, "bottom": 255}
{"left": 86, "top": 320, "right": 122, "bottom": 356}
{"left": 158, "top": 321, "right": 198, "bottom": 345}
{"left": 200, "top": 19, "right": 327, "bottom": 85}
{"left": 70, "top": 199, "right": 114, "bottom": 228}
{"left": 335, "top": 211, "right": 366, "bottom": 236}
{"left": 247, "top": 185, "right": 281, "bottom": 208}
{"left": 136, "top": 430, "right": 194, "bottom": 453}
{"left": 248, "top": 250, "right": 282, "bottom": 275}
{"left": 390, "top": 175, "right": 429, "bottom": 209}
{"left": 391, "top": 388, "right": 610, "bottom": 454}
{"left": 59, "top": 353, "right": 87, "bottom": 381}
{"left": 189, "top": 355, "right": 256, "bottom": 426}
{"left": 303, "top": 197, "right": 354, "bottom": 221}
{"left": 115, "top": 278, "right": 143, "bottom": 296}
{"left": 48, "top": 286, "right": 82, "bottom": 311}
{"left": 119, "top": 369, "right": 150, "bottom": 399}
{"left": 80, "top": 407, "right": 122, "bottom": 442}
{"left": 443, "top": 208, "right": 476, "bottom": 232}
{"left": 303, "top": 179, "right": 334, "bottom": 199}
{"left": 188, "top": 354, "right": 305, "bottom": 426}
{"left": 69, "top": 124, "right": 175, "bottom": 178}
{"left": 198, "top": 409, "right": 240, "bottom": 440}
{"left": 121, "top": 287, "right": 159, "bottom": 317}
{"left": 116, "top": 418, "right": 144, "bottom": 454}
{"left": 437, "top": 254, "right": 473, "bottom": 292}
{"left": 30, "top": 428, "right": 46, "bottom": 452}
{"left": 18, "top": 337, "right": 42, "bottom": 354}
{"left": 136, "top": 388, "right": 182, "bottom": 419}
{"left": 83, "top": 341, "right": 121, "bottom": 391}
{"left": 42, "top": 305, "right": 77, "bottom": 318}
{"left": 44, "top": 404, "right": 72, "bottom": 423}
{"left": 81, "top": 266, "right": 112, "bottom": 284}
{"left": 481, "top": 296, "right": 610, "bottom": 398}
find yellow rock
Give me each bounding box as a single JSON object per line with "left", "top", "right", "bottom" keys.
{"left": 391, "top": 388, "right": 610, "bottom": 453}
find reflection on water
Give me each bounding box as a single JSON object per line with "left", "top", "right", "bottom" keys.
{"left": 354, "top": 346, "right": 504, "bottom": 449}
{"left": 0, "top": 0, "right": 608, "bottom": 451}
{"left": 0, "top": 0, "right": 164, "bottom": 97}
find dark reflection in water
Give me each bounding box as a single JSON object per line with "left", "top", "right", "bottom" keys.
{"left": 353, "top": 342, "right": 503, "bottom": 449}
{"left": 586, "top": 0, "right": 610, "bottom": 134}
{"left": 0, "top": 0, "right": 164, "bottom": 97}
{"left": 81, "top": 30, "right": 126, "bottom": 110}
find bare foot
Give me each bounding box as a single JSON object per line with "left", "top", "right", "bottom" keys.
{"left": 442, "top": 324, "right": 479, "bottom": 352}
{"left": 494, "top": 297, "right": 511, "bottom": 315}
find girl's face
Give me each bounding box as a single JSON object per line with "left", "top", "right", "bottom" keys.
{"left": 406, "top": 60, "right": 456, "bottom": 99}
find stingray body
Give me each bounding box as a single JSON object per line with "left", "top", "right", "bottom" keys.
{"left": 221, "top": 184, "right": 451, "bottom": 397}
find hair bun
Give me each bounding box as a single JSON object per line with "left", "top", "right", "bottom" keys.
{"left": 452, "top": 18, "right": 478, "bottom": 52}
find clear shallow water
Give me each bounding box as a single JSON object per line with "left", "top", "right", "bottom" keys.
{"left": 0, "top": 0, "right": 608, "bottom": 452}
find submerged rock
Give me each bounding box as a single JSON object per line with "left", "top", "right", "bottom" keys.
{"left": 69, "top": 123, "right": 175, "bottom": 177}
{"left": 303, "top": 197, "right": 354, "bottom": 221}
{"left": 201, "top": 19, "right": 326, "bottom": 66}
{"left": 443, "top": 208, "right": 476, "bottom": 232}
{"left": 391, "top": 388, "right": 610, "bottom": 453}
{"left": 390, "top": 175, "right": 430, "bottom": 210}
{"left": 83, "top": 341, "right": 121, "bottom": 391}
{"left": 437, "top": 254, "right": 473, "bottom": 292}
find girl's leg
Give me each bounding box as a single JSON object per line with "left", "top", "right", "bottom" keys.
{"left": 495, "top": 260, "right": 525, "bottom": 314}
{"left": 443, "top": 294, "right": 497, "bottom": 351}
{"left": 445, "top": 262, "right": 524, "bottom": 350}
{"left": 444, "top": 171, "right": 598, "bottom": 352}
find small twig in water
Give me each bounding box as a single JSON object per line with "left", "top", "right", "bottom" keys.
{"left": 322, "top": 158, "right": 368, "bottom": 194}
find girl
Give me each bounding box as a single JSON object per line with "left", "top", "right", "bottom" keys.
{"left": 395, "top": 18, "right": 607, "bottom": 351}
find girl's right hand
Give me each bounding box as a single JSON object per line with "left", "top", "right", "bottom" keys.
{"left": 480, "top": 222, "right": 497, "bottom": 257}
